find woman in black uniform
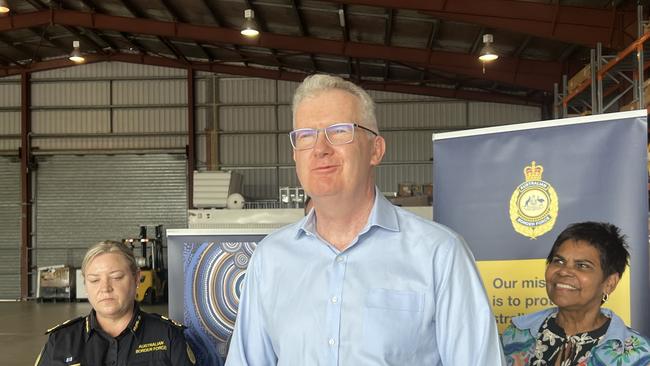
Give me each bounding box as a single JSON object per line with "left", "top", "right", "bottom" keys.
{"left": 35, "top": 240, "right": 196, "bottom": 366}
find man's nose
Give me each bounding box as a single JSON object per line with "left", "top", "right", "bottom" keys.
{"left": 312, "top": 130, "right": 332, "bottom": 155}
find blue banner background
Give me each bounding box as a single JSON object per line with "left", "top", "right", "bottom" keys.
{"left": 433, "top": 111, "right": 649, "bottom": 335}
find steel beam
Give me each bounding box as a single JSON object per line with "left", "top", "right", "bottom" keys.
{"left": 291, "top": 0, "right": 318, "bottom": 71}
{"left": 118, "top": 0, "right": 187, "bottom": 61}
{"left": 0, "top": 53, "right": 544, "bottom": 105}
{"left": 187, "top": 67, "right": 195, "bottom": 209}
{"left": 0, "top": 9, "right": 562, "bottom": 90}
{"left": 325, "top": 0, "right": 636, "bottom": 49}
{"left": 20, "top": 72, "right": 32, "bottom": 300}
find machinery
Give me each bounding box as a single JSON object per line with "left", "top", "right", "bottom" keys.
{"left": 37, "top": 265, "right": 75, "bottom": 301}
{"left": 124, "top": 225, "right": 167, "bottom": 304}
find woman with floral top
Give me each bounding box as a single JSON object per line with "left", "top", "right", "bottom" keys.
{"left": 501, "top": 222, "right": 650, "bottom": 366}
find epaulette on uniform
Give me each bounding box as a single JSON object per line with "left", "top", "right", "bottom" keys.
{"left": 151, "top": 313, "right": 186, "bottom": 329}
{"left": 45, "top": 316, "right": 85, "bottom": 334}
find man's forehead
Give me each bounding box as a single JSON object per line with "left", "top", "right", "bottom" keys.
{"left": 295, "top": 91, "right": 361, "bottom": 123}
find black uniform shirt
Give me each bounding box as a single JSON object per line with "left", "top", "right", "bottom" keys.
{"left": 35, "top": 304, "right": 196, "bottom": 366}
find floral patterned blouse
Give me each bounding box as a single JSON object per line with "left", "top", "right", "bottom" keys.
{"left": 501, "top": 308, "right": 650, "bottom": 366}
{"left": 530, "top": 312, "right": 609, "bottom": 365}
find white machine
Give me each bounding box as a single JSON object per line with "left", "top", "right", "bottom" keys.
{"left": 187, "top": 206, "right": 432, "bottom": 229}
{"left": 37, "top": 265, "right": 75, "bottom": 301}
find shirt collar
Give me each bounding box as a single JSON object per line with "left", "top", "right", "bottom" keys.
{"left": 86, "top": 302, "right": 141, "bottom": 340}
{"left": 513, "top": 307, "right": 630, "bottom": 343}
{"left": 599, "top": 308, "right": 629, "bottom": 343}
{"left": 297, "top": 186, "right": 400, "bottom": 238}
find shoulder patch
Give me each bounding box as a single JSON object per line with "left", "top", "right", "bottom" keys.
{"left": 151, "top": 313, "right": 186, "bottom": 329}
{"left": 45, "top": 316, "right": 85, "bottom": 335}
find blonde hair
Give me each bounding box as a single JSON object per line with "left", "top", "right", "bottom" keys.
{"left": 292, "top": 74, "right": 378, "bottom": 133}
{"left": 81, "top": 240, "right": 138, "bottom": 277}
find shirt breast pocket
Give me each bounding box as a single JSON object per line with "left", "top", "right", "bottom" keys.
{"left": 362, "top": 288, "right": 424, "bottom": 357}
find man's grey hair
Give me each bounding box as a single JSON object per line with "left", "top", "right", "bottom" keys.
{"left": 81, "top": 240, "right": 138, "bottom": 277}
{"left": 292, "top": 74, "right": 378, "bottom": 133}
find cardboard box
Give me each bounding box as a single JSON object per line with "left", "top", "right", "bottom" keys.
{"left": 620, "top": 101, "right": 639, "bottom": 111}
{"left": 389, "top": 195, "right": 430, "bottom": 207}
{"left": 568, "top": 64, "right": 591, "bottom": 93}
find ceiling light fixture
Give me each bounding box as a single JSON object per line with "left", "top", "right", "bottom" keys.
{"left": 69, "top": 41, "right": 85, "bottom": 63}
{"left": 241, "top": 9, "right": 259, "bottom": 37}
{"left": 0, "top": 0, "right": 10, "bottom": 14}
{"left": 338, "top": 8, "right": 346, "bottom": 28}
{"left": 478, "top": 34, "right": 498, "bottom": 74}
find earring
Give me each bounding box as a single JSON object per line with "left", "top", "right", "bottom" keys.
{"left": 602, "top": 293, "right": 609, "bottom": 303}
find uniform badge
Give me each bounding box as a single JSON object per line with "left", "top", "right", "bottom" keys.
{"left": 509, "top": 161, "right": 559, "bottom": 239}
{"left": 187, "top": 344, "right": 196, "bottom": 364}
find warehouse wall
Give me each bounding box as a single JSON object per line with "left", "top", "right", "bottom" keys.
{"left": 0, "top": 62, "right": 541, "bottom": 298}
{"left": 34, "top": 154, "right": 187, "bottom": 268}
{"left": 199, "top": 76, "right": 541, "bottom": 199}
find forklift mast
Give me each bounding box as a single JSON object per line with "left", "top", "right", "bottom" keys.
{"left": 139, "top": 226, "right": 147, "bottom": 263}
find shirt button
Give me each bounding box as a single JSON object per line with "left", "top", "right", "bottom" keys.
{"left": 328, "top": 338, "right": 336, "bottom": 346}
{"left": 331, "top": 296, "right": 338, "bottom": 304}
{"left": 336, "top": 256, "right": 345, "bottom": 263}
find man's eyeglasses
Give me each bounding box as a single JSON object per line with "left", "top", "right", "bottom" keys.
{"left": 289, "top": 122, "right": 377, "bottom": 151}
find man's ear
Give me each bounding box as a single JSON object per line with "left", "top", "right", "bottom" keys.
{"left": 370, "top": 136, "right": 386, "bottom": 167}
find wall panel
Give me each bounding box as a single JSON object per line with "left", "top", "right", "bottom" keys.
{"left": 0, "top": 112, "right": 20, "bottom": 133}
{"left": 32, "top": 81, "right": 109, "bottom": 107}
{"left": 35, "top": 154, "right": 187, "bottom": 267}
{"left": 468, "top": 102, "right": 541, "bottom": 127}
{"left": 377, "top": 102, "right": 467, "bottom": 129}
{"left": 382, "top": 131, "right": 433, "bottom": 162}
{"left": 32, "top": 110, "right": 111, "bottom": 134}
{"left": 277, "top": 134, "right": 293, "bottom": 164}
{"left": 0, "top": 83, "right": 20, "bottom": 106}
{"left": 219, "top": 106, "right": 277, "bottom": 132}
{"left": 112, "top": 79, "right": 187, "bottom": 105}
{"left": 0, "top": 157, "right": 21, "bottom": 299}
{"left": 113, "top": 108, "right": 187, "bottom": 133}
{"left": 220, "top": 135, "right": 277, "bottom": 165}
{"left": 219, "top": 78, "right": 277, "bottom": 104}
{"left": 277, "top": 80, "right": 299, "bottom": 103}
{"left": 278, "top": 105, "right": 293, "bottom": 131}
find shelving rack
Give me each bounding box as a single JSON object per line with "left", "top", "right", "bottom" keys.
{"left": 554, "top": 5, "right": 650, "bottom": 118}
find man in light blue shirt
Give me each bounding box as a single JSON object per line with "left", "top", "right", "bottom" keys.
{"left": 226, "top": 74, "right": 505, "bottom": 365}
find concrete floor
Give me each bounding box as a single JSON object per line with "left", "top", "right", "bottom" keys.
{"left": 0, "top": 301, "right": 167, "bottom": 366}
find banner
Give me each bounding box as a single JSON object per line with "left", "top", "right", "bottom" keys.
{"left": 167, "top": 230, "right": 270, "bottom": 366}
{"left": 432, "top": 110, "right": 649, "bottom": 334}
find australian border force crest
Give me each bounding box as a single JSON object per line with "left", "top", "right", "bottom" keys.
{"left": 509, "top": 161, "right": 558, "bottom": 239}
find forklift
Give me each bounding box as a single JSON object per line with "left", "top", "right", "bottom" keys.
{"left": 123, "top": 225, "right": 167, "bottom": 304}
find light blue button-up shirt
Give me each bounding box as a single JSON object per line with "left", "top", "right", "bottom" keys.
{"left": 226, "top": 190, "right": 506, "bottom": 366}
